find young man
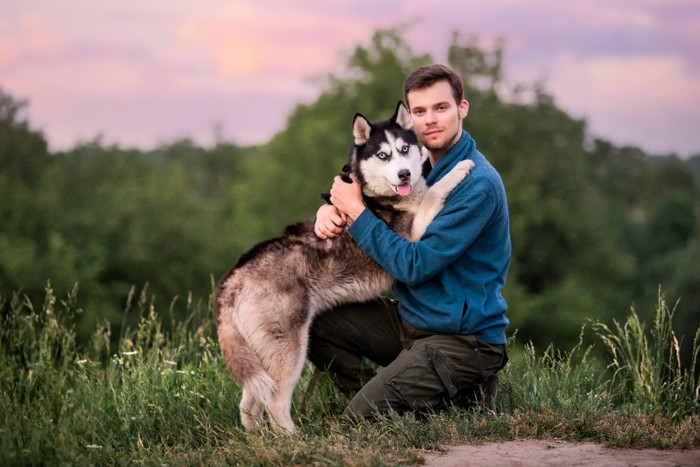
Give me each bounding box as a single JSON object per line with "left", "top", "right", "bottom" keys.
{"left": 310, "top": 64, "right": 510, "bottom": 420}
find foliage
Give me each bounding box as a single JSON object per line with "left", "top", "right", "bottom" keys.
{"left": 0, "top": 286, "right": 698, "bottom": 465}
{"left": 0, "top": 133, "right": 259, "bottom": 340}
{"left": 0, "top": 89, "right": 49, "bottom": 185}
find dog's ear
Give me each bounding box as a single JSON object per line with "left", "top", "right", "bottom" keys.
{"left": 393, "top": 101, "right": 413, "bottom": 131}
{"left": 353, "top": 113, "right": 372, "bottom": 145}
{"left": 320, "top": 164, "right": 353, "bottom": 204}
{"left": 339, "top": 163, "right": 352, "bottom": 183}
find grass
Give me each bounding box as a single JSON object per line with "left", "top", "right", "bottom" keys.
{"left": 1, "top": 284, "right": 698, "bottom": 466}
{"left": 594, "top": 290, "right": 700, "bottom": 419}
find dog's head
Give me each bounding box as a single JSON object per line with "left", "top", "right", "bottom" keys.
{"left": 350, "top": 101, "right": 425, "bottom": 200}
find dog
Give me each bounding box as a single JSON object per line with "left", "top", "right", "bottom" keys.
{"left": 216, "top": 101, "right": 474, "bottom": 433}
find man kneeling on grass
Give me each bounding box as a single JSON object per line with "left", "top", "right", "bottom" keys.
{"left": 310, "top": 63, "right": 510, "bottom": 419}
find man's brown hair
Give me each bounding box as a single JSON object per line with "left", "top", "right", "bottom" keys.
{"left": 403, "top": 64, "right": 464, "bottom": 107}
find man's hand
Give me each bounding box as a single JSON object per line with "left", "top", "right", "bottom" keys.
{"left": 314, "top": 204, "right": 347, "bottom": 239}
{"left": 329, "top": 174, "right": 366, "bottom": 221}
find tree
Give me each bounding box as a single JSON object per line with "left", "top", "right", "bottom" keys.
{"left": 0, "top": 88, "right": 49, "bottom": 185}
{"left": 0, "top": 89, "right": 53, "bottom": 300}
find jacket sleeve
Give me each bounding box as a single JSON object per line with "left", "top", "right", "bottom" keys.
{"left": 348, "top": 186, "right": 496, "bottom": 286}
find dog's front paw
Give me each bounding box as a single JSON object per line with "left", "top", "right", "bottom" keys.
{"left": 450, "top": 159, "right": 474, "bottom": 181}
{"left": 454, "top": 160, "right": 475, "bottom": 178}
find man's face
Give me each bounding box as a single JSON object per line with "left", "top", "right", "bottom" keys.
{"left": 407, "top": 80, "right": 469, "bottom": 157}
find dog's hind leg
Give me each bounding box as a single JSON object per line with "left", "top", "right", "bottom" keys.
{"left": 266, "top": 330, "right": 311, "bottom": 433}
{"left": 268, "top": 382, "right": 297, "bottom": 433}
{"left": 218, "top": 296, "right": 278, "bottom": 431}
{"left": 411, "top": 159, "right": 475, "bottom": 240}
{"left": 239, "top": 387, "right": 265, "bottom": 431}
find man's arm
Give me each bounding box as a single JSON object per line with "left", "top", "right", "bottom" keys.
{"left": 348, "top": 188, "right": 495, "bottom": 285}
{"left": 324, "top": 172, "right": 494, "bottom": 284}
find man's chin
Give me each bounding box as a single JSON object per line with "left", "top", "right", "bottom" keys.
{"left": 424, "top": 139, "right": 451, "bottom": 153}
{"left": 424, "top": 131, "right": 460, "bottom": 153}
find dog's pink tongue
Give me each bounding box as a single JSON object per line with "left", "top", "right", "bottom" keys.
{"left": 397, "top": 183, "right": 412, "bottom": 197}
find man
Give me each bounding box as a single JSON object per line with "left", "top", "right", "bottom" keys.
{"left": 310, "top": 64, "right": 510, "bottom": 420}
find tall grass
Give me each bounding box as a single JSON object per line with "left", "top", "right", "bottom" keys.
{"left": 1, "top": 284, "right": 698, "bottom": 465}
{"left": 500, "top": 329, "right": 613, "bottom": 419}
{"left": 593, "top": 290, "right": 700, "bottom": 419}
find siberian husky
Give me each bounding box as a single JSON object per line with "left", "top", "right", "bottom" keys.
{"left": 216, "top": 102, "right": 474, "bottom": 432}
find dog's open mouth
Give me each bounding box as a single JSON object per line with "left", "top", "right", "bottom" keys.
{"left": 395, "top": 182, "right": 412, "bottom": 197}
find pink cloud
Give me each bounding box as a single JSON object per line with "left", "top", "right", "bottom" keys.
{"left": 547, "top": 53, "right": 700, "bottom": 153}
{"left": 553, "top": 54, "right": 699, "bottom": 116}
{"left": 177, "top": 4, "right": 373, "bottom": 80}
{"left": 0, "top": 14, "right": 68, "bottom": 70}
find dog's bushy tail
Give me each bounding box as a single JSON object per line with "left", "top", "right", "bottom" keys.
{"left": 244, "top": 367, "right": 277, "bottom": 407}
{"left": 217, "top": 304, "right": 277, "bottom": 406}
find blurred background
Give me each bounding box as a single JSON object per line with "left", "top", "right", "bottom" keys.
{"left": 1, "top": 1, "right": 698, "bottom": 366}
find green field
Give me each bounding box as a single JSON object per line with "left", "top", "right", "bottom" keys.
{"left": 1, "top": 285, "right": 697, "bottom": 466}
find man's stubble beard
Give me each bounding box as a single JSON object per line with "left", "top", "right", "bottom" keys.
{"left": 422, "top": 128, "right": 461, "bottom": 154}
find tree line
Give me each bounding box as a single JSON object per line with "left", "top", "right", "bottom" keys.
{"left": 1, "top": 30, "right": 698, "bottom": 363}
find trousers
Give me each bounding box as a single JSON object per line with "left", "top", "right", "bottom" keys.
{"left": 307, "top": 297, "right": 508, "bottom": 419}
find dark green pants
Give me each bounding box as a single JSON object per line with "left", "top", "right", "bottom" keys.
{"left": 308, "top": 297, "right": 508, "bottom": 420}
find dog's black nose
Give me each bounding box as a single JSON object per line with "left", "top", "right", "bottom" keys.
{"left": 398, "top": 169, "right": 411, "bottom": 182}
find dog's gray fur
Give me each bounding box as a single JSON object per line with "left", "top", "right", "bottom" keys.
{"left": 216, "top": 102, "right": 474, "bottom": 432}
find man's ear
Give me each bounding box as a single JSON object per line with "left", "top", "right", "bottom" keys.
{"left": 459, "top": 99, "right": 469, "bottom": 119}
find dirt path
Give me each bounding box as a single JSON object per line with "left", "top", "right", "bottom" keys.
{"left": 423, "top": 439, "right": 700, "bottom": 466}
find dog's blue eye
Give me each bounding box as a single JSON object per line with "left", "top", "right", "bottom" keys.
{"left": 400, "top": 145, "right": 409, "bottom": 154}
{"left": 377, "top": 152, "right": 388, "bottom": 160}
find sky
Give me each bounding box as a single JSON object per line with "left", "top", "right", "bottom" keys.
{"left": 2, "top": 0, "right": 699, "bottom": 157}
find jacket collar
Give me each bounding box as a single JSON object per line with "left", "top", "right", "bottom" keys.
{"left": 425, "top": 130, "right": 476, "bottom": 186}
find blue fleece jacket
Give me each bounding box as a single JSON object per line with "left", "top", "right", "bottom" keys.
{"left": 348, "top": 130, "right": 510, "bottom": 344}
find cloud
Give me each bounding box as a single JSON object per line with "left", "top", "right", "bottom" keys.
{"left": 176, "top": 3, "right": 373, "bottom": 82}
{"left": 552, "top": 54, "right": 698, "bottom": 112}
{"left": 32, "top": 85, "right": 301, "bottom": 149}
{"left": 548, "top": 53, "right": 700, "bottom": 153}
{"left": 0, "top": 14, "right": 68, "bottom": 69}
